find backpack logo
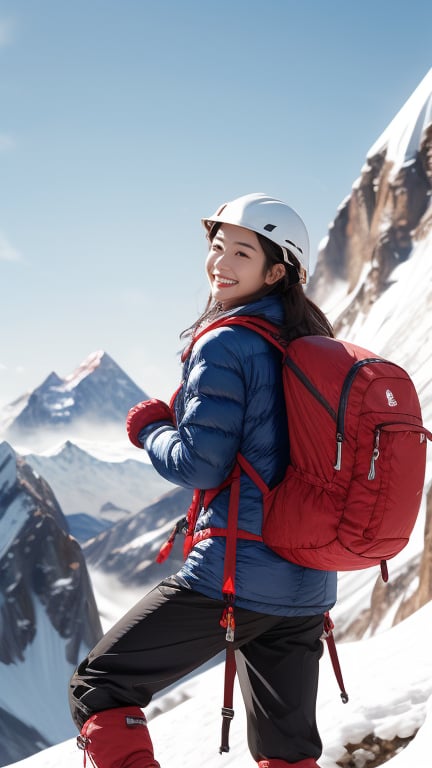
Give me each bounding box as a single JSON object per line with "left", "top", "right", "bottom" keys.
{"left": 126, "top": 716, "right": 147, "bottom": 728}
{"left": 386, "top": 389, "right": 398, "bottom": 407}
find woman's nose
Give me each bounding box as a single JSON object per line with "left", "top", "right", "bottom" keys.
{"left": 214, "top": 250, "right": 229, "bottom": 266}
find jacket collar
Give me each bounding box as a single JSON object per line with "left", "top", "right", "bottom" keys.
{"left": 219, "top": 295, "right": 284, "bottom": 326}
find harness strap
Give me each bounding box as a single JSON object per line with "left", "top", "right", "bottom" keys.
{"left": 183, "top": 489, "right": 202, "bottom": 559}
{"left": 219, "top": 461, "right": 241, "bottom": 754}
{"left": 192, "top": 527, "right": 263, "bottom": 546}
{"left": 219, "top": 644, "right": 236, "bottom": 753}
{"left": 323, "top": 612, "right": 349, "bottom": 703}
{"left": 222, "top": 462, "right": 241, "bottom": 599}
{"left": 236, "top": 452, "right": 269, "bottom": 494}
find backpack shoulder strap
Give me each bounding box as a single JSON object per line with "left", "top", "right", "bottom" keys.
{"left": 182, "top": 315, "right": 288, "bottom": 362}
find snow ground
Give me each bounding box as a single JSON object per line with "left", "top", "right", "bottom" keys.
{"left": 4, "top": 590, "right": 432, "bottom": 768}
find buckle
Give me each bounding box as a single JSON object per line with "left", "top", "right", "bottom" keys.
{"left": 221, "top": 706, "right": 234, "bottom": 720}
{"left": 77, "top": 734, "right": 89, "bottom": 750}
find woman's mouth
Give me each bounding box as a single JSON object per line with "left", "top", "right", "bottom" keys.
{"left": 213, "top": 274, "right": 238, "bottom": 287}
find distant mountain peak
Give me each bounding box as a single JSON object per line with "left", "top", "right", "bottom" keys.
{"left": 41, "top": 371, "right": 63, "bottom": 388}
{"left": 309, "top": 69, "right": 432, "bottom": 315}
{"left": 60, "top": 350, "right": 107, "bottom": 392}
{"left": 1, "top": 351, "right": 149, "bottom": 444}
{"left": 366, "top": 68, "right": 432, "bottom": 182}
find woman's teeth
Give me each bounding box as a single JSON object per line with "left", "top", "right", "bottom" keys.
{"left": 215, "top": 276, "right": 237, "bottom": 285}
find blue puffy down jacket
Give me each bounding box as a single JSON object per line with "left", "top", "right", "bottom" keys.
{"left": 143, "top": 295, "right": 337, "bottom": 616}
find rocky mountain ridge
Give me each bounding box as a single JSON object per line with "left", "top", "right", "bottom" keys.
{"left": 83, "top": 485, "right": 192, "bottom": 587}
{"left": 309, "top": 68, "right": 432, "bottom": 319}
{"left": 0, "top": 441, "right": 102, "bottom": 765}
{"left": 25, "top": 439, "right": 171, "bottom": 528}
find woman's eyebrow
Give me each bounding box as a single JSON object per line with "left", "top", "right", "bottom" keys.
{"left": 214, "top": 235, "right": 257, "bottom": 252}
{"left": 234, "top": 241, "right": 257, "bottom": 251}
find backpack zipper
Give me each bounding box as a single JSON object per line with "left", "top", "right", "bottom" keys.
{"left": 367, "top": 421, "right": 432, "bottom": 480}
{"left": 287, "top": 354, "right": 402, "bottom": 473}
{"left": 334, "top": 358, "right": 386, "bottom": 471}
{"left": 285, "top": 357, "right": 337, "bottom": 421}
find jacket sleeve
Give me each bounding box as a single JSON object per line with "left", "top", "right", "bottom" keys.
{"left": 142, "top": 330, "right": 246, "bottom": 489}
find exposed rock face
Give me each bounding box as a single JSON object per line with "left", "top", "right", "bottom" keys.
{"left": 0, "top": 441, "right": 102, "bottom": 764}
{"left": 309, "top": 69, "right": 432, "bottom": 326}
{"left": 310, "top": 140, "right": 432, "bottom": 329}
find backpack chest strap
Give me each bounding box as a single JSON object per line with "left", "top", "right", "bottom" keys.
{"left": 192, "top": 527, "right": 263, "bottom": 547}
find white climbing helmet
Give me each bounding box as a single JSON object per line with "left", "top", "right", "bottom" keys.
{"left": 202, "top": 192, "right": 309, "bottom": 284}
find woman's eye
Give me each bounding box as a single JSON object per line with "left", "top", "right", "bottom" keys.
{"left": 236, "top": 251, "right": 250, "bottom": 259}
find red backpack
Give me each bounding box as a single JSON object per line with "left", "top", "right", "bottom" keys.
{"left": 175, "top": 314, "right": 431, "bottom": 577}
{"left": 158, "top": 314, "right": 432, "bottom": 752}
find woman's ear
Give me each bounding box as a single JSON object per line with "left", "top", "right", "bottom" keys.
{"left": 265, "top": 263, "right": 286, "bottom": 285}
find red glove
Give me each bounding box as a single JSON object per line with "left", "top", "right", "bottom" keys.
{"left": 126, "top": 398, "right": 173, "bottom": 448}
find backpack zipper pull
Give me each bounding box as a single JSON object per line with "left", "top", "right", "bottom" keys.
{"left": 368, "top": 430, "right": 381, "bottom": 480}
{"left": 334, "top": 433, "right": 343, "bottom": 470}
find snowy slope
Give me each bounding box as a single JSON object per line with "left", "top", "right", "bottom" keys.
{"left": 338, "top": 228, "right": 432, "bottom": 423}
{"left": 4, "top": 599, "right": 432, "bottom": 768}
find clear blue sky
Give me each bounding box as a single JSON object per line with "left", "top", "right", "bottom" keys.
{"left": 1, "top": 0, "right": 431, "bottom": 407}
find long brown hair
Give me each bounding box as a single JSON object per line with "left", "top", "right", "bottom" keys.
{"left": 256, "top": 232, "right": 334, "bottom": 342}
{"left": 182, "top": 225, "right": 334, "bottom": 343}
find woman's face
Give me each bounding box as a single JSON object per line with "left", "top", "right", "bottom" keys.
{"left": 206, "top": 223, "right": 284, "bottom": 309}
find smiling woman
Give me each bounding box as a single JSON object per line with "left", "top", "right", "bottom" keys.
{"left": 191, "top": 193, "right": 332, "bottom": 343}
{"left": 69, "top": 192, "right": 336, "bottom": 768}
{"left": 206, "top": 223, "right": 285, "bottom": 308}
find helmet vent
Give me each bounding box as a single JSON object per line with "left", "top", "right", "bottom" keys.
{"left": 263, "top": 223, "right": 277, "bottom": 232}
{"left": 285, "top": 238, "right": 303, "bottom": 254}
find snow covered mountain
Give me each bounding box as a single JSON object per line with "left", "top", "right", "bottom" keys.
{"left": 0, "top": 350, "right": 168, "bottom": 540}
{"left": 0, "top": 442, "right": 102, "bottom": 766}
{"left": 24, "top": 440, "right": 171, "bottom": 539}
{"left": 0, "top": 350, "right": 148, "bottom": 449}
{"left": 83, "top": 485, "right": 192, "bottom": 586}
{"left": 309, "top": 68, "right": 432, "bottom": 324}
